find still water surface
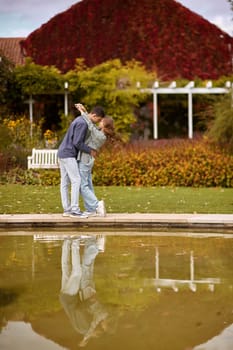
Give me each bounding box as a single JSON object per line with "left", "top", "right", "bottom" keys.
{"left": 0, "top": 231, "right": 232, "bottom": 350}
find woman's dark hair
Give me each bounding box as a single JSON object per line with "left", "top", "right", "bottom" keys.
{"left": 102, "top": 116, "right": 115, "bottom": 137}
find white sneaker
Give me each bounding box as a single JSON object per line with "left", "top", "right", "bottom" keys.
{"left": 96, "top": 200, "right": 106, "bottom": 217}
{"left": 63, "top": 211, "right": 71, "bottom": 217}
{"left": 96, "top": 235, "right": 105, "bottom": 252}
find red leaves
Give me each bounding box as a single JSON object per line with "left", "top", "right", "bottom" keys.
{"left": 21, "top": 0, "right": 233, "bottom": 80}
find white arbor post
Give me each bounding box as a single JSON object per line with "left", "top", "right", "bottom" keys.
{"left": 153, "top": 91, "right": 158, "bottom": 139}
{"left": 25, "top": 94, "right": 35, "bottom": 138}
{"left": 188, "top": 92, "right": 193, "bottom": 139}
{"left": 139, "top": 80, "right": 230, "bottom": 140}
{"left": 152, "top": 81, "right": 159, "bottom": 139}
{"left": 185, "top": 81, "right": 195, "bottom": 139}
{"left": 64, "top": 81, "right": 69, "bottom": 116}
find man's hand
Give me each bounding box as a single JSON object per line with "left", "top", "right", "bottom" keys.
{"left": 90, "top": 149, "right": 97, "bottom": 158}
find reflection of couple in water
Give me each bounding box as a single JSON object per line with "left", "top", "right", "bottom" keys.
{"left": 59, "top": 235, "right": 111, "bottom": 347}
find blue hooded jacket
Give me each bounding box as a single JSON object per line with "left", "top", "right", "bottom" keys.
{"left": 58, "top": 116, "right": 91, "bottom": 158}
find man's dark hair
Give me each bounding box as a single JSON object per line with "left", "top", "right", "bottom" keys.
{"left": 91, "top": 106, "right": 105, "bottom": 118}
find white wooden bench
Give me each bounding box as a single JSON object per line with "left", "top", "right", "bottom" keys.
{"left": 27, "top": 148, "right": 59, "bottom": 169}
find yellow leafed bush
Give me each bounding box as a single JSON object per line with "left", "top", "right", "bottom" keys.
{"left": 92, "top": 139, "right": 233, "bottom": 187}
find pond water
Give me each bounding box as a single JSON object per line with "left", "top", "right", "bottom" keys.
{"left": 0, "top": 231, "right": 233, "bottom": 350}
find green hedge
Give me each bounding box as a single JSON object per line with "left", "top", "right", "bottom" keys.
{"left": 1, "top": 139, "right": 233, "bottom": 187}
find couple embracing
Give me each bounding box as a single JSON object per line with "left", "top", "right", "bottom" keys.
{"left": 58, "top": 104, "right": 114, "bottom": 218}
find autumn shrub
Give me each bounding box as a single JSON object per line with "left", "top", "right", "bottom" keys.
{"left": 0, "top": 168, "right": 60, "bottom": 185}
{"left": 1, "top": 138, "right": 232, "bottom": 187}
{"left": 0, "top": 167, "right": 38, "bottom": 185}
{"left": 37, "top": 169, "right": 60, "bottom": 186}
{"left": 0, "top": 115, "right": 44, "bottom": 172}
{"left": 2, "top": 116, "right": 43, "bottom": 150}
{"left": 93, "top": 139, "right": 233, "bottom": 187}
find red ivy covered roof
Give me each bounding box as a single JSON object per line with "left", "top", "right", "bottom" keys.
{"left": 0, "top": 37, "right": 25, "bottom": 65}
{"left": 21, "top": 0, "right": 233, "bottom": 79}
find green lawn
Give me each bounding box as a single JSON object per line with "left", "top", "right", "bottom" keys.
{"left": 0, "top": 185, "right": 232, "bottom": 214}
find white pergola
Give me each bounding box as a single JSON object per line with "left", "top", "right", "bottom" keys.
{"left": 139, "top": 80, "right": 232, "bottom": 139}
{"left": 25, "top": 82, "right": 70, "bottom": 138}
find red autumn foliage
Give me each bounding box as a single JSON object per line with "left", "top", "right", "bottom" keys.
{"left": 21, "top": 0, "right": 233, "bottom": 80}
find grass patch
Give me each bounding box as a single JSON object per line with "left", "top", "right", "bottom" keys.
{"left": 0, "top": 185, "right": 233, "bottom": 214}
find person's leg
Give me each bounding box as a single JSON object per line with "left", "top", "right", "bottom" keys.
{"left": 59, "top": 158, "right": 71, "bottom": 214}
{"left": 88, "top": 167, "right": 94, "bottom": 194}
{"left": 83, "top": 238, "right": 99, "bottom": 266}
{"left": 64, "top": 158, "right": 81, "bottom": 214}
{"left": 80, "top": 238, "right": 99, "bottom": 300}
{"left": 79, "top": 161, "right": 98, "bottom": 212}
{"left": 62, "top": 239, "right": 82, "bottom": 295}
{"left": 61, "top": 239, "right": 71, "bottom": 291}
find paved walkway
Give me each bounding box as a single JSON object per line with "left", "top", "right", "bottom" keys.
{"left": 0, "top": 213, "right": 233, "bottom": 231}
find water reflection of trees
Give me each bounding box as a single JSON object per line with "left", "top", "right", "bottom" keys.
{"left": 0, "top": 235, "right": 232, "bottom": 314}
{"left": 0, "top": 287, "right": 22, "bottom": 332}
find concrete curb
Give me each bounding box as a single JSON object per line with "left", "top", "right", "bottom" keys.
{"left": 0, "top": 213, "right": 233, "bottom": 231}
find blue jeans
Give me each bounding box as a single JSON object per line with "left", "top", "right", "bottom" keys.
{"left": 60, "top": 237, "right": 99, "bottom": 296}
{"left": 60, "top": 238, "right": 82, "bottom": 295}
{"left": 59, "top": 157, "right": 81, "bottom": 213}
{"left": 79, "top": 160, "right": 98, "bottom": 212}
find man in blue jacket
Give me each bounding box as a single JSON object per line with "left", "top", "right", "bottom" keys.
{"left": 58, "top": 106, "right": 105, "bottom": 218}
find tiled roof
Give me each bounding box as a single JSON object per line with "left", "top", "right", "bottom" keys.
{"left": 0, "top": 37, "right": 25, "bottom": 65}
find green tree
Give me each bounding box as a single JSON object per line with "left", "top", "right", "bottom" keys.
{"left": 14, "top": 58, "right": 63, "bottom": 96}
{"left": 0, "top": 53, "right": 14, "bottom": 114}
{"left": 66, "top": 59, "right": 156, "bottom": 140}
{"left": 206, "top": 93, "right": 233, "bottom": 153}
{"left": 12, "top": 58, "right": 66, "bottom": 139}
